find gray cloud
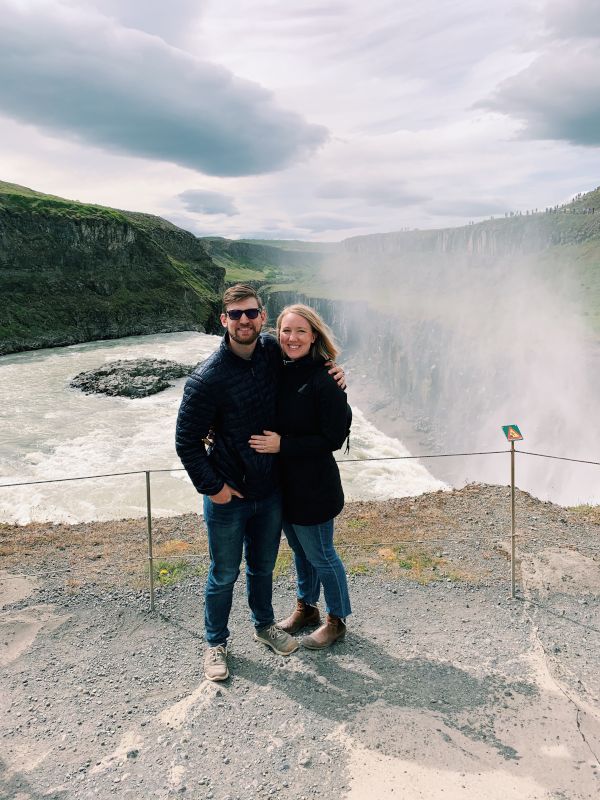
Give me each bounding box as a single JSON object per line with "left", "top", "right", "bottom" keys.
{"left": 178, "top": 189, "right": 239, "bottom": 216}
{"left": 481, "top": 1, "right": 600, "bottom": 148}
{"left": 484, "top": 44, "right": 600, "bottom": 146}
{"left": 66, "top": 0, "right": 203, "bottom": 44}
{"left": 0, "top": 2, "right": 327, "bottom": 177}
{"left": 544, "top": 0, "right": 600, "bottom": 39}
{"left": 316, "top": 180, "right": 427, "bottom": 207}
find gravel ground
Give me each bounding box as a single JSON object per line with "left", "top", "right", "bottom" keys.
{"left": 1, "top": 484, "right": 599, "bottom": 799}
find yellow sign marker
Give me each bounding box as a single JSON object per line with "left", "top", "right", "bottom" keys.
{"left": 502, "top": 424, "right": 523, "bottom": 441}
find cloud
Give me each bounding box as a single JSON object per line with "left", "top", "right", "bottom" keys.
{"left": 480, "top": 1, "right": 600, "bottom": 148}
{"left": 544, "top": 0, "right": 600, "bottom": 39}
{"left": 483, "top": 43, "right": 600, "bottom": 147}
{"left": 178, "top": 189, "right": 239, "bottom": 215}
{"left": 65, "top": 0, "right": 203, "bottom": 45}
{"left": 2, "top": 0, "right": 596, "bottom": 241}
{"left": 296, "top": 214, "right": 362, "bottom": 233}
{"left": 0, "top": 1, "right": 327, "bottom": 177}
{"left": 316, "top": 179, "right": 427, "bottom": 207}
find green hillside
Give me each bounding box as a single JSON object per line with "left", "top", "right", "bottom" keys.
{"left": 0, "top": 182, "right": 224, "bottom": 355}
{"left": 205, "top": 188, "right": 600, "bottom": 333}
{"left": 201, "top": 236, "right": 328, "bottom": 291}
{"left": 3, "top": 179, "right": 599, "bottom": 355}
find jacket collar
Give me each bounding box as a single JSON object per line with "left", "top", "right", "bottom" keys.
{"left": 282, "top": 353, "right": 325, "bottom": 369}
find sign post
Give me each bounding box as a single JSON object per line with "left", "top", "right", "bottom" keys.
{"left": 501, "top": 425, "right": 523, "bottom": 599}
{"left": 146, "top": 471, "right": 155, "bottom": 612}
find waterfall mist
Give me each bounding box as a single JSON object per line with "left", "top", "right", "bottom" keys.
{"left": 314, "top": 230, "right": 600, "bottom": 506}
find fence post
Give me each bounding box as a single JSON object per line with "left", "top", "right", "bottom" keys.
{"left": 146, "top": 471, "right": 155, "bottom": 612}
{"left": 510, "top": 441, "right": 516, "bottom": 599}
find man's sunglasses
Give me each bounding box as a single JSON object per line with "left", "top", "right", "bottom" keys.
{"left": 225, "top": 308, "right": 262, "bottom": 320}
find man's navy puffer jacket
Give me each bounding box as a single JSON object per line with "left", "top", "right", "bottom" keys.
{"left": 175, "top": 333, "right": 282, "bottom": 499}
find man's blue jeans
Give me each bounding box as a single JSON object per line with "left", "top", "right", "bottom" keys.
{"left": 282, "top": 518, "right": 352, "bottom": 619}
{"left": 202, "top": 490, "right": 282, "bottom": 646}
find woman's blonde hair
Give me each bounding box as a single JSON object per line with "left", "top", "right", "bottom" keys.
{"left": 276, "top": 304, "right": 339, "bottom": 361}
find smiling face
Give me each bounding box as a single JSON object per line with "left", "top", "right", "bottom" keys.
{"left": 279, "top": 312, "right": 316, "bottom": 360}
{"left": 220, "top": 295, "right": 266, "bottom": 349}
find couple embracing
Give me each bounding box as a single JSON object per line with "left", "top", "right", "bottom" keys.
{"left": 176, "top": 284, "right": 352, "bottom": 681}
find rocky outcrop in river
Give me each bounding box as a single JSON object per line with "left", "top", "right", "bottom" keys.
{"left": 70, "top": 358, "right": 197, "bottom": 398}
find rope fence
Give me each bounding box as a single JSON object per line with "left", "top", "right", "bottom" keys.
{"left": 1, "top": 447, "right": 599, "bottom": 491}
{"left": 515, "top": 450, "right": 600, "bottom": 466}
{"left": 1, "top": 447, "right": 598, "bottom": 610}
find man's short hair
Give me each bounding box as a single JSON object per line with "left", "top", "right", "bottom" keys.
{"left": 222, "top": 284, "right": 262, "bottom": 310}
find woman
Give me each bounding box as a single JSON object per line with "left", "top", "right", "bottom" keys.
{"left": 249, "top": 304, "right": 351, "bottom": 649}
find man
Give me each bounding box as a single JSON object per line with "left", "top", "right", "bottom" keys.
{"left": 176, "top": 284, "right": 344, "bottom": 681}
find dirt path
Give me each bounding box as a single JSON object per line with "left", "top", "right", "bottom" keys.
{"left": 1, "top": 484, "right": 599, "bottom": 799}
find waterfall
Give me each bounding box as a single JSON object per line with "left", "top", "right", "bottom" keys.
{"left": 264, "top": 277, "right": 600, "bottom": 507}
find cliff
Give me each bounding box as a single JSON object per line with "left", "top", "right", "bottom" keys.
{"left": 201, "top": 188, "right": 600, "bottom": 331}
{"left": 342, "top": 187, "right": 600, "bottom": 259}
{"left": 0, "top": 182, "right": 225, "bottom": 355}
{"left": 253, "top": 190, "right": 600, "bottom": 506}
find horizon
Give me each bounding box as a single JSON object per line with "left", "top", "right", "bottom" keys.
{"left": 3, "top": 177, "right": 597, "bottom": 246}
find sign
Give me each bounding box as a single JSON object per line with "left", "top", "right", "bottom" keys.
{"left": 502, "top": 424, "right": 523, "bottom": 442}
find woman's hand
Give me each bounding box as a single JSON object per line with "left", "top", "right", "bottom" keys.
{"left": 325, "top": 361, "right": 346, "bottom": 390}
{"left": 249, "top": 430, "right": 281, "bottom": 453}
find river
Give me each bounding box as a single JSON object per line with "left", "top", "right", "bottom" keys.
{"left": 0, "top": 332, "right": 446, "bottom": 524}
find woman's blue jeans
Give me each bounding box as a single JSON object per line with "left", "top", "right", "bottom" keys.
{"left": 203, "top": 491, "right": 282, "bottom": 646}
{"left": 282, "top": 518, "right": 352, "bottom": 619}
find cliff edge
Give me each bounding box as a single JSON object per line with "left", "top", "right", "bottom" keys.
{"left": 0, "top": 181, "right": 225, "bottom": 355}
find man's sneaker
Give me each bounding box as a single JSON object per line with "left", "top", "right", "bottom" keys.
{"left": 254, "top": 624, "right": 299, "bottom": 656}
{"left": 204, "top": 644, "right": 229, "bottom": 681}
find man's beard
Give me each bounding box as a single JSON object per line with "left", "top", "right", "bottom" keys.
{"left": 229, "top": 326, "right": 261, "bottom": 346}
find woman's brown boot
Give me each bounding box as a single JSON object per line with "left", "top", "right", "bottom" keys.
{"left": 301, "top": 614, "right": 346, "bottom": 649}
{"left": 278, "top": 599, "right": 320, "bottom": 634}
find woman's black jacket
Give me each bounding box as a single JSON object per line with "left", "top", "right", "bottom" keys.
{"left": 278, "top": 355, "right": 350, "bottom": 525}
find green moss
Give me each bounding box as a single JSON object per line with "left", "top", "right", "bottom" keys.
{"left": 348, "top": 563, "right": 370, "bottom": 575}
{"left": 273, "top": 550, "right": 293, "bottom": 578}
{"left": 346, "top": 518, "right": 368, "bottom": 530}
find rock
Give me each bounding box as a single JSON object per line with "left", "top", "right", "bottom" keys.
{"left": 70, "top": 358, "right": 198, "bottom": 398}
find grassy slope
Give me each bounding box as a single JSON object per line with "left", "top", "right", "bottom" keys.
{"left": 0, "top": 182, "right": 224, "bottom": 353}
{"left": 0, "top": 180, "right": 128, "bottom": 222}
{"left": 201, "top": 236, "right": 325, "bottom": 289}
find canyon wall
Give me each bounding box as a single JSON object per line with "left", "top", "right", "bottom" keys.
{"left": 0, "top": 182, "right": 224, "bottom": 355}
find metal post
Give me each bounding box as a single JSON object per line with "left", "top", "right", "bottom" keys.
{"left": 510, "top": 441, "right": 516, "bottom": 599}
{"left": 146, "top": 471, "right": 155, "bottom": 612}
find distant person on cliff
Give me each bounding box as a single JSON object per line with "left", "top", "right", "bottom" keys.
{"left": 175, "top": 285, "right": 345, "bottom": 681}
{"left": 249, "top": 304, "right": 352, "bottom": 649}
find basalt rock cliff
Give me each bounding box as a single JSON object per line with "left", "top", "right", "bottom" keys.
{"left": 0, "top": 182, "right": 224, "bottom": 355}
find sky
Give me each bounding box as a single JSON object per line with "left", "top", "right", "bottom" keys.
{"left": 1, "top": 0, "right": 600, "bottom": 241}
